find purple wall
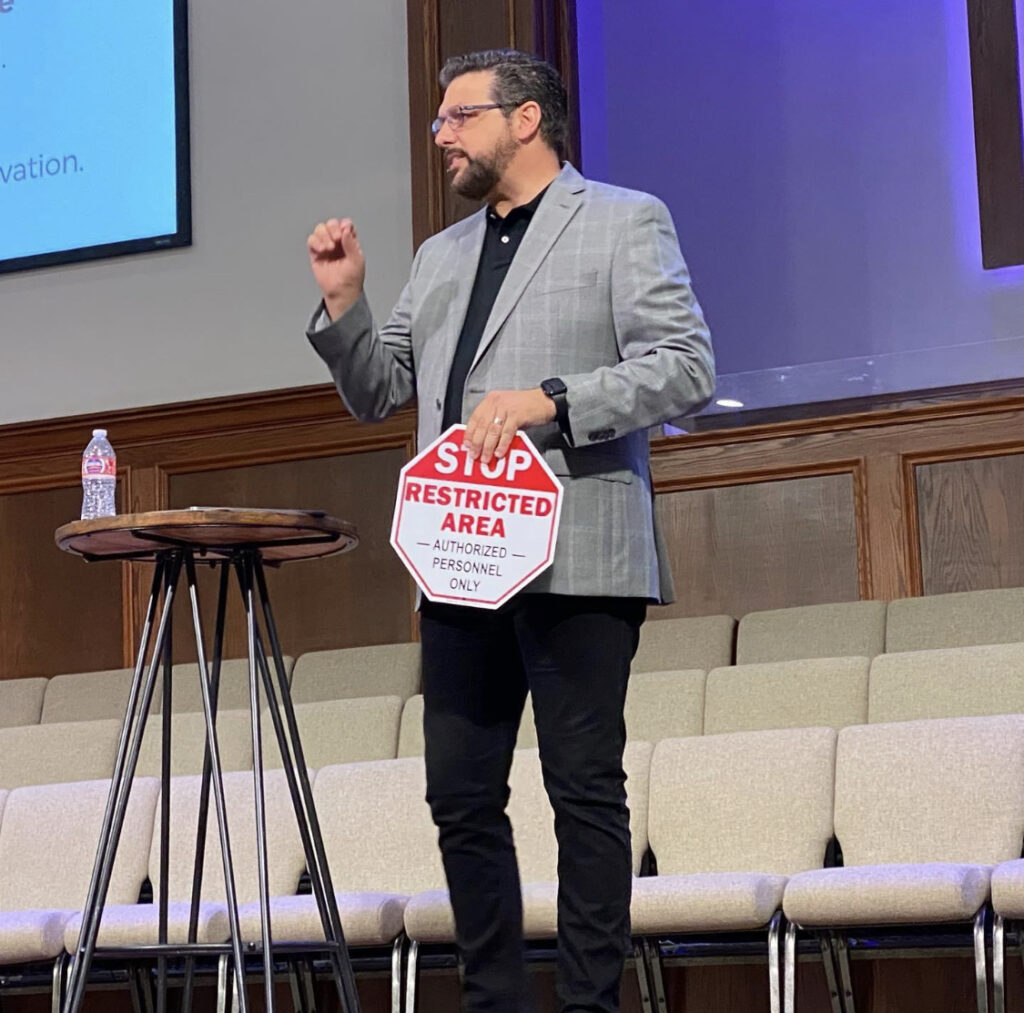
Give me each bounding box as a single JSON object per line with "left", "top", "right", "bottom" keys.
{"left": 577, "top": 0, "right": 1024, "bottom": 412}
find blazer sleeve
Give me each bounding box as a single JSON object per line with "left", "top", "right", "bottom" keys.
{"left": 560, "top": 195, "right": 715, "bottom": 447}
{"left": 305, "top": 248, "right": 421, "bottom": 422}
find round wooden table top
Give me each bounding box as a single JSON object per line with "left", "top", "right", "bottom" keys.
{"left": 55, "top": 508, "right": 359, "bottom": 563}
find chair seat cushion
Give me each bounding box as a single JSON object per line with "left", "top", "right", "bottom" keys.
{"left": 64, "top": 901, "right": 229, "bottom": 950}
{"left": 784, "top": 863, "right": 991, "bottom": 926}
{"left": 405, "top": 882, "right": 560, "bottom": 943}
{"left": 631, "top": 872, "right": 787, "bottom": 933}
{"left": 990, "top": 860, "right": 1024, "bottom": 918}
{"left": 237, "top": 892, "right": 407, "bottom": 947}
{"left": 0, "top": 908, "right": 72, "bottom": 963}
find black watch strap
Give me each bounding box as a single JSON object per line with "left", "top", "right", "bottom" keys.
{"left": 540, "top": 377, "right": 569, "bottom": 425}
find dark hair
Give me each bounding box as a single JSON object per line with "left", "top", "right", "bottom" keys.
{"left": 439, "top": 49, "right": 568, "bottom": 154}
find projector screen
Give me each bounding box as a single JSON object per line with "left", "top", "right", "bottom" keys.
{"left": 0, "top": 0, "right": 190, "bottom": 274}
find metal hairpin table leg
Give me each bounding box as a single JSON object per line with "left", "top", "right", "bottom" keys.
{"left": 63, "top": 555, "right": 181, "bottom": 1013}
{"left": 183, "top": 551, "right": 250, "bottom": 1011}
{"left": 250, "top": 554, "right": 361, "bottom": 1012}
{"left": 181, "top": 562, "right": 230, "bottom": 1013}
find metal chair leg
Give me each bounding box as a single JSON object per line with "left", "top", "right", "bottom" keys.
{"left": 831, "top": 931, "right": 855, "bottom": 1013}
{"left": 51, "top": 953, "right": 69, "bottom": 1013}
{"left": 391, "top": 937, "right": 406, "bottom": 1013}
{"left": 632, "top": 940, "right": 653, "bottom": 1013}
{"left": 642, "top": 936, "right": 667, "bottom": 1012}
{"left": 404, "top": 940, "right": 419, "bottom": 1013}
{"left": 815, "top": 931, "right": 843, "bottom": 1013}
{"left": 216, "top": 954, "right": 230, "bottom": 1013}
{"left": 975, "top": 907, "right": 991, "bottom": 1013}
{"left": 784, "top": 920, "right": 797, "bottom": 1013}
{"left": 994, "top": 914, "right": 1006, "bottom": 1013}
{"left": 768, "top": 912, "right": 782, "bottom": 1013}
{"left": 301, "top": 959, "right": 318, "bottom": 1013}
{"left": 287, "top": 961, "right": 307, "bottom": 1013}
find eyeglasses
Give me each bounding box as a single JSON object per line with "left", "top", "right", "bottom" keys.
{"left": 430, "top": 103, "right": 507, "bottom": 135}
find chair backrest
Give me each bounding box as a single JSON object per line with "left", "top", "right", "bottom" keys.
{"left": 168, "top": 657, "right": 294, "bottom": 714}
{"left": 625, "top": 670, "right": 706, "bottom": 742}
{"left": 508, "top": 742, "right": 654, "bottom": 882}
{"left": 40, "top": 667, "right": 135, "bottom": 723}
{"left": 397, "top": 695, "right": 425, "bottom": 758}
{"left": 885, "top": 588, "right": 1024, "bottom": 653}
{"left": 834, "top": 715, "right": 1024, "bottom": 866}
{"left": 0, "top": 778, "right": 158, "bottom": 909}
{"left": 262, "top": 696, "right": 403, "bottom": 769}
{"left": 632, "top": 615, "right": 735, "bottom": 673}
{"left": 312, "top": 756, "right": 445, "bottom": 895}
{"left": 291, "top": 643, "right": 421, "bottom": 703}
{"left": 150, "top": 768, "right": 305, "bottom": 904}
{"left": 648, "top": 727, "right": 836, "bottom": 876}
{"left": 868, "top": 643, "right": 1024, "bottom": 724}
{"left": 704, "top": 657, "right": 869, "bottom": 735}
{"left": 735, "top": 601, "right": 886, "bottom": 665}
{"left": 0, "top": 719, "right": 121, "bottom": 788}
{"left": 514, "top": 673, "right": 705, "bottom": 751}
{"left": 0, "top": 678, "right": 47, "bottom": 727}
{"left": 136, "top": 709, "right": 254, "bottom": 777}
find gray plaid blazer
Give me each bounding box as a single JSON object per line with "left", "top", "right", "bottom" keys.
{"left": 308, "top": 163, "right": 714, "bottom": 602}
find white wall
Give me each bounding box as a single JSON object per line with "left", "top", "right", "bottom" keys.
{"left": 0, "top": 0, "right": 412, "bottom": 425}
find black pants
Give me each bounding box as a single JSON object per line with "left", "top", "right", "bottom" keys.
{"left": 420, "top": 593, "right": 647, "bottom": 1013}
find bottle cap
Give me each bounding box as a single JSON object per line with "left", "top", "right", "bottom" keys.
{"left": 92, "top": 429, "right": 107, "bottom": 438}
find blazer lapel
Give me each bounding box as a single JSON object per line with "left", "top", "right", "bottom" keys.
{"left": 435, "top": 209, "right": 487, "bottom": 380}
{"left": 469, "top": 166, "right": 586, "bottom": 372}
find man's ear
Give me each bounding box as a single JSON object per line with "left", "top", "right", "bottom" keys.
{"left": 513, "top": 101, "right": 543, "bottom": 142}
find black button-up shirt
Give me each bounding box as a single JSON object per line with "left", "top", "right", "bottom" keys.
{"left": 441, "top": 186, "right": 550, "bottom": 431}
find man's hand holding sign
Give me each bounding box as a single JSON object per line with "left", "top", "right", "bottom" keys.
{"left": 391, "top": 424, "right": 563, "bottom": 609}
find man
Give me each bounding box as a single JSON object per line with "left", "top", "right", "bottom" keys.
{"left": 306, "top": 50, "right": 713, "bottom": 1013}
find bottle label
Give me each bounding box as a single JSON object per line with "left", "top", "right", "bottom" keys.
{"left": 82, "top": 455, "right": 116, "bottom": 478}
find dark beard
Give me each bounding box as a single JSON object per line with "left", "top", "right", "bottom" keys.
{"left": 451, "top": 156, "right": 501, "bottom": 201}
{"left": 448, "top": 134, "right": 517, "bottom": 201}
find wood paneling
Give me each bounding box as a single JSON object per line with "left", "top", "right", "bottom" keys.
{"left": 966, "top": 0, "right": 1024, "bottom": 268}
{"left": 166, "top": 447, "right": 413, "bottom": 661}
{"left": 655, "top": 472, "right": 861, "bottom": 618}
{"left": 0, "top": 483, "right": 123, "bottom": 679}
{"left": 916, "top": 450, "right": 1024, "bottom": 594}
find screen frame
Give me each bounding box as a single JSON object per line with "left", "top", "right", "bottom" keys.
{"left": 0, "top": 0, "right": 192, "bottom": 276}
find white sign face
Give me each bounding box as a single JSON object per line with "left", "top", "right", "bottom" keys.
{"left": 390, "top": 425, "right": 564, "bottom": 609}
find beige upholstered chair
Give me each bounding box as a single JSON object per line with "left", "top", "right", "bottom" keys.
{"left": 868, "top": 643, "right": 1024, "bottom": 723}
{"left": 402, "top": 742, "right": 654, "bottom": 1009}
{"left": 238, "top": 756, "right": 445, "bottom": 1013}
{"left": 631, "top": 614, "right": 735, "bottom": 673}
{"left": 784, "top": 715, "right": 1024, "bottom": 1013}
{"left": 735, "top": 601, "right": 886, "bottom": 665}
{"left": 291, "top": 643, "right": 421, "bottom": 702}
{"left": 40, "top": 668, "right": 135, "bottom": 724}
{"left": 884, "top": 587, "right": 1024, "bottom": 653}
{"left": 65, "top": 768, "right": 304, "bottom": 950}
{"left": 0, "top": 720, "right": 121, "bottom": 789}
{"left": 704, "top": 657, "right": 870, "bottom": 735}
{"left": 136, "top": 709, "right": 254, "bottom": 778}
{"left": 0, "top": 778, "right": 157, "bottom": 1004}
{"left": 167, "top": 657, "right": 294, "bottom": 714}
{"left": 261, "top": 696, "right": 403, "bottom": 769}
{"left": 0, "top": 678, "right": 47, "bottom": 728}
{"left": 637, "top": 727, "right": 836, "bottom": 1013}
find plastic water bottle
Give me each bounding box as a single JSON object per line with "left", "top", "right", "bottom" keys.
{"left": 81, "top": 429, "right": 117, "bottom": 519}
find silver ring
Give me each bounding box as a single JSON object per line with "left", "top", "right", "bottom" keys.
{"left": 492, "top": 416, "right": 504, "bottom": 425}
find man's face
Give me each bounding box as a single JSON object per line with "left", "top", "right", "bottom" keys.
{"left": 433, "top": 70, "right": 518, "bottom": 201}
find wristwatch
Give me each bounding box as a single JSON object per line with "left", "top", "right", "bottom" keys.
{"left": 540, "top": 377, "right": 569, "bottom": 425}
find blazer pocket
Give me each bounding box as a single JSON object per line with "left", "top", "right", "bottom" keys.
{"left": 531, "top": 270, "right": 599, "bottom": 297}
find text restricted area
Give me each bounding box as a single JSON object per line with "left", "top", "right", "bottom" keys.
{"left": 390, "top": 425, "right": 564, "bottom": 609}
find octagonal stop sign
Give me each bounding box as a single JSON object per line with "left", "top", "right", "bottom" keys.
{"left": 390, "top": 424, "right": 564, "bottom": 609}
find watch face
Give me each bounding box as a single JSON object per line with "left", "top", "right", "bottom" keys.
{"left": 543, "top": 379, "right": 567, "bottom": 397}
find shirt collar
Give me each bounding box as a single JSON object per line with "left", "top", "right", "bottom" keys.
{"left": 486, "top": 183, "right": 551, "bottom": 226}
